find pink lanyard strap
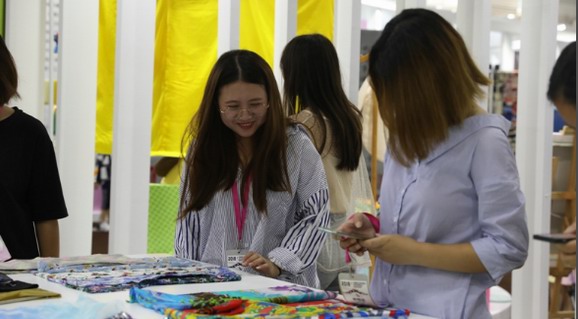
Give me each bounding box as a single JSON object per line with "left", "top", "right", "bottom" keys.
{"left": 232, "top": 175, "right": 252, "bottom": 243}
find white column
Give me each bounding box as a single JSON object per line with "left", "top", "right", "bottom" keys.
{"left": 108, "top": 0, "right": 155, "bottom": 254}
{"left": 4, "top": 0, "right": 44, "bottom": 120}
{"left": 512, "top": 0, "right": 558, "bottom": 318}
{"left": 457, "top": 0, "right": 491, "bottom": 111}
{"left": 501, "top": 33, "right": 516, "bottom": 72}
{"left": 396, "top": 0, "right": 426, "bottom": 13}
{"left": 273, "top": 0, "right": 297, "bottom": 91}
{"left": 55, "top": 0, "right": 99, "bottom": 257}
{"left": 334, "top": 0, "right": 361, "bottom": 103}
{"left": 218, "top": 0, "right": 240, "bottom": 57}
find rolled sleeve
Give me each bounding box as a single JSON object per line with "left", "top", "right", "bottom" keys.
{"left": 470, "top": 129, "right": 529, "bottom": 281}
{"left": 268, "top": 188, "right": 330, "bottom": 276}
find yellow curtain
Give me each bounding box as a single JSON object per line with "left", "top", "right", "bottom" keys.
{"left": 151, "top": 0, "right": 218, "bottom": 157}
{"left": 95, "top": 0, "right": 333, "bottom": 156}
{"left": 297, "top": 0, "right": 333, "bottom": 40}
{"left": 240, "top": 0, "right": 275, "bottom": 66}
{"left": 95, "top": 0, "right": 116, "bottom": 155}
{"left": 239, "top": 0, "right": 333, "bottom": 67}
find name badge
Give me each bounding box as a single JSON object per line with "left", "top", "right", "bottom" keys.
{"left": 338, "top": 273, "right": 375, "bottom": 306}
{"left": 226, "top": 249, "right": 248, "bottom": 268}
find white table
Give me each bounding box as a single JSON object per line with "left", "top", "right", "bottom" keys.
{"left": 489, "top": 286, "right": 511, "bottom": 319}
{"left": 0, "top": 271, "right": 434, "bottom": 318}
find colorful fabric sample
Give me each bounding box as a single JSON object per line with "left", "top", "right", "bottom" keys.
{"left": 35, "top": 257, "right": 240, "bottom": 293}
{"left": 129, "top": 285, "right": 410, "bottom": 319}
{"left": 0, "top": 295, "right": 126, "bottom": 319}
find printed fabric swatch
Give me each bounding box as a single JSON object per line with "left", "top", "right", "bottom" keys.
{"left": 35, "top": 257, "right": 240, "bottom": 293}
{"left": 0, "top": 295, "right": 126, "bottom": 319}
{"left": 129, "top": 285, "right": 411, "bottom": 319}
{"left": 0, "top": 254, "right": 153, "bottom": 274}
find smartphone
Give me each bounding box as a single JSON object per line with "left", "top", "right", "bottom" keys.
{"left": 532, "top": 233, "right": 576, "bottom": 244}
{"left": 318, "top": 227, "right": 372, "bottom": 240}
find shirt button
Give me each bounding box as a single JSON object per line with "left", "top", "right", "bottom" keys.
{"left": 393, "top": 217, "right": 398, "bottom": 223}
{"left": 383, "top": 279, "right": 388, "bottom": 285}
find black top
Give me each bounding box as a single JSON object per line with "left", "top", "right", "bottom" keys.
{"left": 0, "top": 107, "right": 68, "bottom": 259}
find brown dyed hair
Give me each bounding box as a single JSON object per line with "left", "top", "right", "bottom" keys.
{"left": 179, "top": 50, "right": 291, "bottom": 217}
{"left": 369, "top": 9, "right": 490, "bottom": 166}
{"left": 0, "top": 36, "right": 20, "bottom": 105}
{"left": 281, "top": 34, "right": 362, "bottom": 171}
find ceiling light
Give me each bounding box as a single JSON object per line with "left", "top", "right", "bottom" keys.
{"left": 507, "top": 13, "right": 516, "bottom": 20}
{"left": 557, "top": 24, "right": 567, "bottom": 32}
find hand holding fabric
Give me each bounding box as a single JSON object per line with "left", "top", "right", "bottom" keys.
{"left": 359, "top": 234, "right": 419, "bottom": 265}
{"left": 243, "top": 252, "right": 281, "bottom": 278}
{"left": 337, "top": 213, "right": 376, "bottom": 256}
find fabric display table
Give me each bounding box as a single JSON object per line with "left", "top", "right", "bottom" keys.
{"left": 0, "top": 255, "right": 437, "bottom": 319}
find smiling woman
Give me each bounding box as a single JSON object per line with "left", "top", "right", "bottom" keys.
{"left": 175, "top": 49, "right": 331, "bottom": 288}
{"left": 218, "top": 81, "right": 270, "bottom": 142}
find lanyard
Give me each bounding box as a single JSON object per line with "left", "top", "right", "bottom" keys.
{"left": 232, "top": 175, "right": 252, "bottom": 245}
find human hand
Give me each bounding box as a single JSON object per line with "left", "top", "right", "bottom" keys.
{"left": 337, "top": 213, "right": 376, "bottom": 256}
{"left": 242, "top": 252, "right": 281, "bottom": 278}
{"left": 360, "top": 234, "right": 419, "bottom": 265}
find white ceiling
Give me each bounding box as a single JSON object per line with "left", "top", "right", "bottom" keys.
{"left": 362, "top": 0, "right": 576, "bottom": 42}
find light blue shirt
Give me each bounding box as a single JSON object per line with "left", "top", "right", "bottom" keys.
{"left": 371, "top": 114, "right": 528, "bottom": 319}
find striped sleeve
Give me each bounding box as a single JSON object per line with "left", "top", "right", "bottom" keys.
{"left": 174, "top": 161, "right": 201, "bottom": 260}
{"left": 268, "top": 129, "right": 330, "bottom": 276}
{"left": 175, "top": 211, "right": 200, "bottom": 260}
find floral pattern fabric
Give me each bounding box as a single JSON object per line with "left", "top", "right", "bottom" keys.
{"left": 35, "top": 257, "right": 240, "bottom": 293}
{"left": 129, "top": 285, "right": 411, "bottom": 319}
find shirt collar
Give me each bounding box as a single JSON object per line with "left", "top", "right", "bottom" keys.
{"left": 424, "top": 114, "right": 512, "bottom": 164}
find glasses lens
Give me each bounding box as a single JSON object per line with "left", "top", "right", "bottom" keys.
{"left": 222, "top": 103, "right": 267, "bottom": 116}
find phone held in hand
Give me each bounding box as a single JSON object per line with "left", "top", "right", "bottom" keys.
{"left": 318, "top": 227, "right": 372, "bottom": 240}
{"left": 532, "top": 233, "right": 576, "bottom": 244}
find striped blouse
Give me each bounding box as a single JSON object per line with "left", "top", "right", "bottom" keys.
{"left": 175, "top": 125, "right": 330, "bottom": 288}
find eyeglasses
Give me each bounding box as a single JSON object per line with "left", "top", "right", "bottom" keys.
{"left": 219, "top": 102, "right": 269, "bottom": 117}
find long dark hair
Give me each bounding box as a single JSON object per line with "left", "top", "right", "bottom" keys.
{"left": 369, "top": 9, "right": 490, "bottom": 166}
{"left": 0, "top": 36, "right": 20, "bottom": 105}
{"left": 179, "top": 50, "right": 291, "bottom": 217}
{"left": 281, "top": 34, "right": 362, "bottom": 171}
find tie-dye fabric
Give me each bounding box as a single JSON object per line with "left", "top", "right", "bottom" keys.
{"left": 129, "top": 285, "right": 411, "bottom": 319}
{"left": 35, "top": 257, "right": 240, "bottom": 293}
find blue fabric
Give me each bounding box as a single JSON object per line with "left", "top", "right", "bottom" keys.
{"left": 0, "top": 295, "right": 123, "bottom": 319}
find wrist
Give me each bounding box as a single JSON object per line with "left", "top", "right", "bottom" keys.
{"left": 272, "top": 263, "right": 281, "bottom": 278}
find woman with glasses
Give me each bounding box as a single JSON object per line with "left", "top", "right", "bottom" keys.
{"left": 280, "top": 34, "right": 370, "bottom": 290}
{"left": 175, "top": 50, "right": 330, "bottom": 288}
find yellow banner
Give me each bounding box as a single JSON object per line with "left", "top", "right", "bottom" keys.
{"left": 151, "top": 0, "right": 218, "bottom": 157}
{"left": 95, "top": 0, "right": 333, "bottom": 156}
{"left": 95, "top": 0, "right": 116, "bottom": 154}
